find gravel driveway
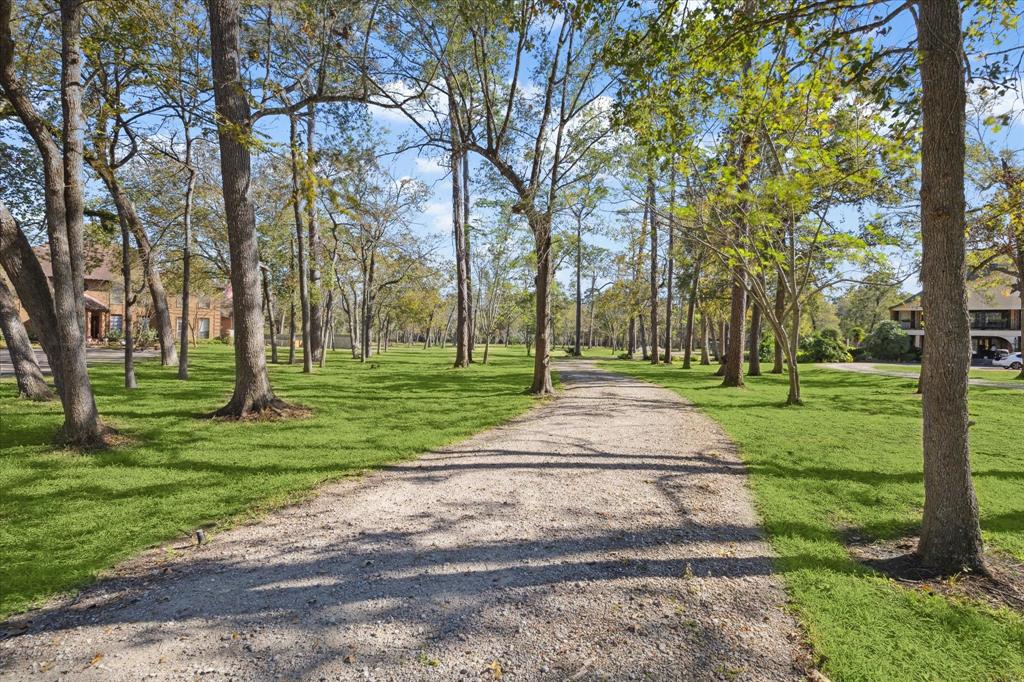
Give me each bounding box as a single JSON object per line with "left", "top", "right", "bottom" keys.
{"left": 0, "top": 361, "right": 807, "bottom": 681}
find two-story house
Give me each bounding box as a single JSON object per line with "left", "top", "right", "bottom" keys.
{"left": 20, "top": 244, "right": 230, "bottom": 344}
{"left": 889, "top": 273, "right": 1022, "bottom": 358}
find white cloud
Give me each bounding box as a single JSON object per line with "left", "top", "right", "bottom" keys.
{"left": 414, "top": 156, "right": 447, "bottom": 176}
{"left": 417, "top": 199, "right": 454, "bottom": 237}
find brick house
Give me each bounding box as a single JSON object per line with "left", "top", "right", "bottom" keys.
{"left": 20, "top": 245, "right": 230, "bottom": 344}
{"left": 889, "top": 273, "right": 1022, "bottom": 358}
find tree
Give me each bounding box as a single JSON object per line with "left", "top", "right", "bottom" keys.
{"left": 0, "top": 273, "right": 52, "bottom": 400}
{"left": 916, "top": 0, "right": 984, "bottom": 574}
{"left": 1, "top": 0, "right": 105, "bottom": 445}
{"left": 206, "top": 0, "right": 286, "bottom": 416}
{"left": 373, "top": 1, "right": 619, "bottom": 393}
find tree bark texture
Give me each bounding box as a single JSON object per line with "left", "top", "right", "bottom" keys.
{"left": 208, "top": 0, "right": 283, "bottom": 416}
{"left": 916, "top": 0, "right": 984, "bottom": 574}
{"left": 0, "top": 275, "right": 52, "bottom": 400}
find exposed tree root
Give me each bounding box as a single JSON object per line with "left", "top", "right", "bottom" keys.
{"left": 847, "top": 535, "right": 1023, "bottom": 613}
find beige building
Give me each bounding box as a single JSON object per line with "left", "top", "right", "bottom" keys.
{"left": 19, "top": 245, "right": 231, "bottom": 344}
{"left": 890, "top": 274, "right": 1021, "bottom": 357}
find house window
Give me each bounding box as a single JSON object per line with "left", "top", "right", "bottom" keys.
{"left": 176, "top": 318, "right": 183, "bottom": 336}
{"left": 110, "top": 284, "right": 124, "bottom": 305}
{"left": 198, "top": 318, "right": 211, "bottom": 339}
{"left": 109, "top": 314, "right": 123, "bottom": 333}
{"left": 197, "top": 295, "right": 212, "bottom": 309}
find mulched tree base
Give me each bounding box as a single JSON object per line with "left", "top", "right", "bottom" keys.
{"left": 847, "top": 535, "right": 1024, "bottom": 613}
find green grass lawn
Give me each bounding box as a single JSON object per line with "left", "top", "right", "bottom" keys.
{"left": 869, "top": 363, "right": 1022, "bottom": 382}
{"left": 598, "top": 360, "right": 1024, "bottom": 682}
{"left": 0, "top": 343, "right": 540, "bottom": 618}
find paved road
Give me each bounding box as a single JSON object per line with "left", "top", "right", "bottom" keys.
{"left": 0, "top": 348, "right": 158, "bottom": 378}
{"left": 0, "top": 362, "right": 806, "bottom": 681}
{"left": 819, "top": 362, "right": 1024, "bottom": 390}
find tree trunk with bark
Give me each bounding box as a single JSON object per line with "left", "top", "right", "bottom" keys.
{"left": 772, "top": 273, "right": 785, "bottom": 374}
{"left": 700, "top": 314, "right": 710, "bottom": 365}
{"left": 574, "top": 215, "right": 583, "bottom": 357}
{"left": 451, "top": 98, "right": 470, "bottom": 368}
{"left": 288, "top": 114, "right": 312, "bottom": 373}
{"left": 261, "top": 265, "right": 278, "bottom": 364}
{"left": 463, "top": 151, "right": 474, "bottom": 363}
{"left": 748, "top": 300, "right": 762, "bottom": 377}
{"left": 208, "top": 0, "right": 285, "bottom": 417}
{"left": 0, "top": 276, "right": 52, "bottom": 400}
{"left": 663, "top": 175, "right": 675, "bottom": 364}
{"left": 916, "top": 0, "right": 985, "bottom": 574}
{"left": 648, "top": 178, "right": 659, "bottom": 365}
{"left": 683, "top": 266, "right": 700, "bottom": 369}
{"left": 723, "top": 272, "right": 746, "bottom": 386}
{"left": 306, "top": 104, "right": 324, "bottom": 364}
{"left": 530, "top": 216, "right": 555, "bottom": 394}
{"left": 178, "top": 149, "right": 196, "bottom": 379}
{"left": 0, "top": 203, "right": 63, "bottom": 392}
{"left": 118, "top": 214, "right": 137, "bottom": 389}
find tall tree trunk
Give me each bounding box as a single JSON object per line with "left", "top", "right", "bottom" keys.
{"left": 261, "top": 265, "right": 278, "bottom": 364}
{"left": 530, "top": 216, "right": 554, "bottom": 394}
{"left": 0, "top": 276, "right": 52, "bottom": 400}
{"left": 306, "top": 104, "right": 324, "bottom": 364}
{"left": 463, "top": 150, "right": 474, "bottom": 362}
{"left": 772, "top": 272, "right": 785, "bottom": 374}
{"left": 118, "top": 213, "right": 137, "bottom": 389}
{"left": 723, "top": 270, "right": 747, "bottom": 386}
{"left": 648, "top": 177, "right": 659, "bottom": 365}
{"left": 178, "top": 147, "right": 196, "bottom": 379}
{"left": 627, "top": 316, "right": 636, "bottom": 358}
{"left": 700, "top": 314, "right": 710, "bottom": 365}
{"left": 451, "top": 97, "right": 470, "bottom": 368}
{"left": 788, "top": 297, "right": 802, "bottom": 405}
{"left": 94, "top": 165, "right": 177, "bottom": 367}
{"left": 639, "top": 314, "right": 649, "bottom": 360}
{"left": 749, "top": 300, "right": 762, "bottom": 377}
{"left": 45, "top": 0, "right": 105, "bottom": 444}
{"left": 916, "top": 0, "right": 984, "bottom": 574}
{"left": 289, "top": 114, "right": 312, "bottom": 373}
{"left": 574, "top": 216, "right": 582, "bottom": 356}
{"left": 683, "top": 265, "right": 700, "bottom": 369}
{"left": 0, "top": 203, "right": 63, "bottom": 392}
{"left": 208, "top": 0, "right": 283, "bottom": 416}
{"left": 587, "top": 271, "right": 597, "bottom": 349}
{"left": 663, "top": 173, "right": 675, "bottom": 364}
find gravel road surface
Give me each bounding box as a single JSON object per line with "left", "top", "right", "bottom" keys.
{"left": 0, "top": 361, "right": 807, "bottom": 681}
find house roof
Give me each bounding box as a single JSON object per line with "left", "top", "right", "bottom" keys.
{"left": 83, "top": 293, "right": 109, "bottom": 312}
{"left": 33, "top": 245, "right": 118, "bottom": 282}
{"left": 890, "top": 273, "right": 1021, "bottom": 311}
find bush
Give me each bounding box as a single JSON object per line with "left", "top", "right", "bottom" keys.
{"left": 848, "top": 326, "right": 866, "bottom": 345}
{"left": 850, "top": 347, "right": 868, "bottom": 362}
{"left": 820, "top": 328, "right": 842, "bottom": 342}
{"left": 800, "top": 333, "right": 853, "bottom": 363}
{"left": 106, "top": 328, "right": 123, "bottom": 343}
{"left": 863, "top": 321, "right": 909, "bottom": 361}
{"left": 133, "top": 327, "right": 157, "bottom": 351}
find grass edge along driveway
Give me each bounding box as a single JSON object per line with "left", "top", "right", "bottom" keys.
{"left": 599, "top": 360, "right": 1024, "bottom": 682}
{"left": 0, "top": 344, "right": 544, "bottom": 619}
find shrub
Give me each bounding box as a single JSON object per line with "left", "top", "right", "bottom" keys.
{"left": 800, "top": 333, "right": 853, "bottom": 363}
{"left": 820, "top": 328, "right": 842, "bottom": 342}
{"left": 863, "top": 321, "right": 910, "bottom": 361}
{"left": 106, "top": 328, "right": 123, "bottom": 343}
{"left": 848, "top": 326, "right": 866, "bottom": 345}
